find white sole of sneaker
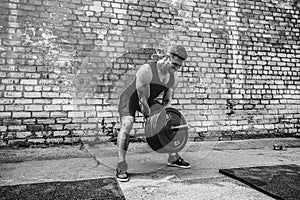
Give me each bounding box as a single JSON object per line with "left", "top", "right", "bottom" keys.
{"left": 117, "top": 177, "right": 129, "bottom": 182}
{"left": 167, "top": 163, "right": 191, "bottom": 169}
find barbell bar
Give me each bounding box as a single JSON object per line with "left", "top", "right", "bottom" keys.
{"left": 170, "top": 124, "right": 189, "bottom": 130}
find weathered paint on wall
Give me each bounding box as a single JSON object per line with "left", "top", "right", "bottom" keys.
{"left": 0, "top": 0, "right": 299, "bottom": 147}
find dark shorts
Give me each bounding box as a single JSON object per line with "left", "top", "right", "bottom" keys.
{"left": 118, "top": 92, "right": 163, "bottom": 119}
{"left": 118, "top": 92, "right": 140, "bottom": 118}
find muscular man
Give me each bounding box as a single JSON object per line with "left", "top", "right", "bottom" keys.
{"left": 117, "top": 45, "right": 191, "bottom": 182}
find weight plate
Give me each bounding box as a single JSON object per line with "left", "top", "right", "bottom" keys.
{"left": 145, "top": 106, "right": 188, "bottom": 154}
{"left": 157, "top": 107, "right": 188, "bottom": 153}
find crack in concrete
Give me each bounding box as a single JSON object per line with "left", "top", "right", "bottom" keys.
{"left": 79, "top": 143, "right": 115, "bottom": 171}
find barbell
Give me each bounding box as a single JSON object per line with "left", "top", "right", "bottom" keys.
{"left": 145, "top": 103, "right": 189, "bottom": 154}
{"left": 170, "top": 124, "right": 189, "bottom": 130}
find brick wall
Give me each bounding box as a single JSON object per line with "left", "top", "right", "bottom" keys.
{"left": 0, "top": 0, "right": 299, "bottom": 147}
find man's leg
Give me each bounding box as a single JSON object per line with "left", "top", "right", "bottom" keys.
{"left": 116, "top": 115, "right": 134, "bottom": 182}
{"left": 118, "top": 116, "right": 134, "bottom": 162}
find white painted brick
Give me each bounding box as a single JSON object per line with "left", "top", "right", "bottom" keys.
{"left": 20, "top": 79, "right": 38, "bottom": 85}
{"left": 68, "top": 112, "right": 85, "bottom": 118}
{"left": 44, "top": 105, "right": 61, "bottom": 111}
{"left": 8, "top": 125, "right": 26, "bottom": 131}
{"left": 24, "top": 92, "right": 41, "bottom": 98}
{"left": 53, "top": 131, "right": 70, "bottom": 137}
{"left": 25, "top": 105, "right": 43, "bottom": 111}
{"left": 12, "top": 112, "right": 30, "bottom": 118}
{"left": 32, "top": 112, "right": 50, "bottom": 118}
{"left": 16, "top": 132, "right": 32, "bottom": 138}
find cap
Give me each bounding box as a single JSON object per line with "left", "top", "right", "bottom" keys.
{"left": 167, "top": 45, "right": 187, "bottom": 60}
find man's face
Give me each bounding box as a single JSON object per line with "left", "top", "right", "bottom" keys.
{"left": 166, "top": 53, "right": 184, "bottom": 71}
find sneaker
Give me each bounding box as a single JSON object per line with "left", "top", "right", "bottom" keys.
{"left": 167, "top": 157, "right": 191, "bottom": 169}
{"left": 116, "top": 161, "right": 129, "bottom": 182}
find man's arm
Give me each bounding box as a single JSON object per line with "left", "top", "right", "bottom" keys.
{"left": 163, "top": 74, "right": 179, "bottom": 107}
{"left": 136, "top": 64, "right": 153, "bottom": 118}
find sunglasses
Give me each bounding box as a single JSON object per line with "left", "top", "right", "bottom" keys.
{"left": 167, "top": 55, "right": 182, "bottom": 70}
{"left": 172, "top": 62, "right": 181, "bottom": 68}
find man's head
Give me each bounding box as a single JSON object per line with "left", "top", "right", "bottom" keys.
{"left": 167, "top": 45, "right": 187, "bottom": 60}
{"left": 166, "top": 45, "right": 187, "bottom": 71}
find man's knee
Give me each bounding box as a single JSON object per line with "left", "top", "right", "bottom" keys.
{"left": 120, "top": 116, "right": 134, "bottom": 134}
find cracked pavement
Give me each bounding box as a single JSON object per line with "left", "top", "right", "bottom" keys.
{"left": 1, "top": 138, "right": 300, "bottom": 200}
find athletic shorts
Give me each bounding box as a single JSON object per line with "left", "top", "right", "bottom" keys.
{"left": 118, "top": 92, "right": 162, "bottom": 119}
{"left": 118, "top": 92, "right": 140, "bottom": 118}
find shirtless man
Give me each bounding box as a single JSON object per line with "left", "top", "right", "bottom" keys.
{"left": 117, "top": 45, "right": 191, "bottom": 182}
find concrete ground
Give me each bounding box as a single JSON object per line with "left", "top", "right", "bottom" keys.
{"left": 0, "top": 138, "right": 300, "bottom": 200}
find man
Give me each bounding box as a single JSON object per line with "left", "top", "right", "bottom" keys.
{"left": 117, "top": 45, "right": 191, "bottom": 182}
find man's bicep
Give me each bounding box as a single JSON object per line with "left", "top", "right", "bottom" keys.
{"left": 172, "top": 74, "right": 179, "bottom": 89}
{"left": 164, "top": 88, "right": 173, "bottom": 98}
{"left": 163, "top": 75, "right": 178, "bottom": 106}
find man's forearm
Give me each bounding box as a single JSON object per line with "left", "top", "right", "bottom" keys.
{"left": 163, "top": 98, "right": 171, "bottom": 107}
{"left": 137, "top": 85, "right": 151, "bottom": 117}
{"left": 137, "top": 85, "right": 150, "bottom": 107}
{"left": 163, "top": 89, "right": 173, "bottom": 107}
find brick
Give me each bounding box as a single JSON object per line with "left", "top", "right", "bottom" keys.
{"left": 97, "top": 112, "right": 113, "bottom": 118}
{"left": 63, "top": 105, "right": 78, "bottom": 110}
{"left": 65, "top": 124, "right": 80, "bottom": 130}
{"left": 32, "top": 112, "right": 50, "bottom": 118}
{"left": 29, "top": 0, "right": 42, "bottom": 5}
{"left": 8, "top": 125, "right": 26, "bottom": 131}
{"left": 0, "top": 126, "right": 7, "bottom": 132}
{"left": 3, "top": 119, "right": 22, "bottom": 126}
{"left": 34, "top": 99, "right": 52, "bottom": 104}
{"left": 72, "top": 130, "right": 84, "bottom": 136}
{"left": 44, "top": 105, "right": 61, "bottom": 111}
{"left": 20, "top": 79, "right": 38, "bottom": 85}
{"left": 46, "top": 138, "right": 64, "bottom": 144}
{"left": 12, "top": 112, "right": 30, "bottom": 118}
{"left": 25, "top": 105, "right": 43, "bottom": 111}
{"left": 113, "top": 8, "right": 127, "bottom": 14}
{"left": 27, "top": 138, "right": 46, "bottom": 144}
{"left": 28, "top": 125, "right": 44, "bottom": 131}
{"left": 0, "top": 112, "right": 11, "bottom": 118}
{"left": 5, "top": 105, "right": 24, "bottom": 111}
{"left": 79, "top": 105, "right": 96, "bottom": 111}
{"left": 53, "top": 131, "right": 70, "bottom": 137}
{"left": 24, "top": 92, "right": 41, "bottom": 98}
{"left": 34, "top": 131, "right": 50, "bottom": 138}
{"left": 72, "top": 118, "right": 88, "bottom": 123}
{"left": 56, "top": 118, "right": 72, "bottom": 124}
{"left": 183, "top": 105, "right": 197, "bottom": 110}
{"left": 81, "top": 124, "right": 97, "bottom": 129}
{"left": 24, "top": 86, "right": 34, "bottom": 91}
{"left": 50, "top": 112, "right": 67, "bottom": 117}
{"left": 4, "top": 92, "right": 22, "bottom": 98}
{"left": 52, "top": 99, "right": 69, "bottom": 104}
{"left": 47, "top": 124, "right": 63, "bottom": 131}
{"left": 37, "top": 119, "right": 55, "bottom": 124}
{"left": 202, "top": 121, "right": 214, "bottom": 126}
{"left": 85, "top": 111, "right": 96, "bottom": 117}
{"left": 16, "top": 132, "right": 32, "bottom": 138}
{"left": 68, "top": 112, "right": 85, "bottom": 118}
{"left": 42, "top": 92, "right": 59, "bottom": 98}
{"left": 14, "top": 99, "right": 33, "bottom": 104}
{"left": 64, "top": 137, "right": 81, "bottom": 143}
{"left": 0, "top": 99, "right": 14, "bottom": 104}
